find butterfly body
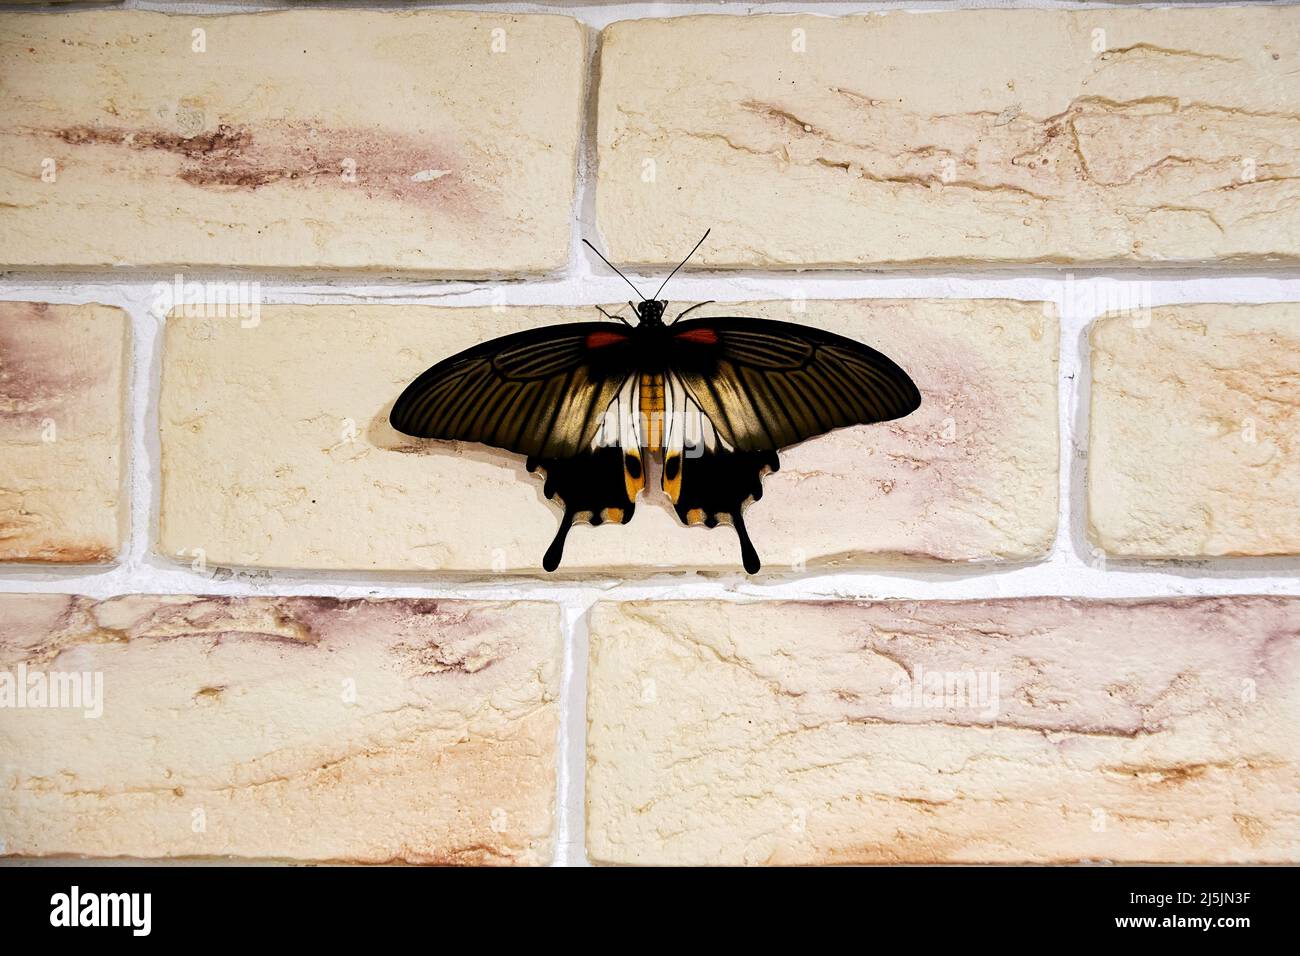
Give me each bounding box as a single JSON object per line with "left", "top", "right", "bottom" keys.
{"left": 638, "top": 373, "right": 666, "bottom": 452}
{"left": 390, "top": 293, "right": 920, "bottom": 574}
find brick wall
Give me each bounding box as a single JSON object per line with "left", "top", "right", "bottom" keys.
{"left": 0, "top": 2, "right": 1297, "bottom": 865}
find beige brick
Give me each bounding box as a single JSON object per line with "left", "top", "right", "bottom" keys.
{"left": 586, "top": 598, "right": 1300, "bottom": 865}
{"left": 1089, "top": 303, "right": 1300, "bottom": 557}
{"left": 0, "top": 594, "right": 560, "bottom": 864}
{"left": 0, "top": 302, "right": 128, "bottom": 563}
{"left": 0, "top": 11, "right": 585, "bottom": 274}
{"left": 158, "top": 300, "right": 1057, "bottom": 574}
{"left": 596, "top": 9, "right": 1300, "bottom": 269}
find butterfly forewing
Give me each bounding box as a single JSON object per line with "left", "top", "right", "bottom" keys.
{"left": 667, "top": 317, "right": 922, "bottom": 452}
{"left": 389, "top": 323, "right": 635, "bottom": 459}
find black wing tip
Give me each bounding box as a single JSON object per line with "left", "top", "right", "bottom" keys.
{"left": 388, "top": 387, "right": 422, "bottom": 437}
{"left": 880, "top": 361, "right": 922, "bottom": 419}
{"left": 903, "top": 376, "right": 923, "bottom": 415}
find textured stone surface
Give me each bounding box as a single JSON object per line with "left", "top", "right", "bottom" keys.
{"left": 1090, "top": 303, "right": 1300, "bottom": 557}
{"left": 0, "top": 302, "right": 128, "bottom": 563}
{"left": 0, "top": 10, "right": 585, "bottom": 274}
{"left": 596, "top": 8, "right": 1300, "bottom": 268}
{"left": 158, "top": 300, "right": 1057, "bottom": 574}
{"left": 0, "top": 594, "right": 560, "bottom": 864}
{"left": 586, "top": 598, "right": 1300, "bottom": 865}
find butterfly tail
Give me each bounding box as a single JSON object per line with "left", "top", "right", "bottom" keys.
{"left": 531, "top": 444, "right": 640, "bottom": 573}
{"left": 666, "top": 442, "right": 777, "bottom": 576}
{"left": 731, "top": 509, "right": 761, "bottom": 574}
{"left": 543, "top": 506, "right": 576, "bottom": 573}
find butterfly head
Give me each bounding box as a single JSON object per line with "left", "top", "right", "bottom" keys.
{"left": 584, "top": 230, "right": 712, "bottom": 330}
{"left": 635, "top": 299, "right": 668, "bottom": 327}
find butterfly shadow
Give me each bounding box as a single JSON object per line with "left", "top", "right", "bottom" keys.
{"left": 367, "top": 406, "right": 539, "bottom": 481}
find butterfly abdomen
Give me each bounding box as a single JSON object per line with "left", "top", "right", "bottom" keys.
{"left": 638, "top": 373, "right": 666, "bottom": 454}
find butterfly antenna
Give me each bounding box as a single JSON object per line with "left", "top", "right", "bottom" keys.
{"left": 595, "top": 305, "right": 632, "bottom": 326}
{"left": 671, "top": 300, "right": 715, "bottom": 325}
{"left": 583, "top": 238, "right": 645, "bottom": 302}
{"left": 654, "top": 228, "right": 711, "bottom": 300}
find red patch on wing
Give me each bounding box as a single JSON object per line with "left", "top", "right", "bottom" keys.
{"left": 675, "top": 327, "right": 719, "bottom": 345}
{"left": 585, "top": 330, "right": 629, "bottom": 349}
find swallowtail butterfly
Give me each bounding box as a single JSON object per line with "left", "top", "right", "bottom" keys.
{"left": 390, "top": 233, "right": 921, "bottom": 573}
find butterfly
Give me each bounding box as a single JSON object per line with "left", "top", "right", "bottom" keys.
{"left": 389, "top": 232, "right": 921, "bottom": 573}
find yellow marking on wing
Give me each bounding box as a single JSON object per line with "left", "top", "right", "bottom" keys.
{"left": 663, "top": 453, "right": 682, "bottom": 504}
{"left": 623, "top": 449, "right": 645, "bottom": 502}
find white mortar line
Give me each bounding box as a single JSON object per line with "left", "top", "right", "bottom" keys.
{"left": 553, "top": 599, "right": 594, "bottom": 865}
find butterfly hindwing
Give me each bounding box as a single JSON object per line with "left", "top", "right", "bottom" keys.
{"left": 670, "top": 448, "right": 779, "bottom": 575}
{"left": 659, "top": 374, "right": 778, "bottom": 573}
{"left": 528, "top": 376, "right": 644, "bottom": 572}
{"left": 389, "top": 323, "right": 634, "bottom": 459}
